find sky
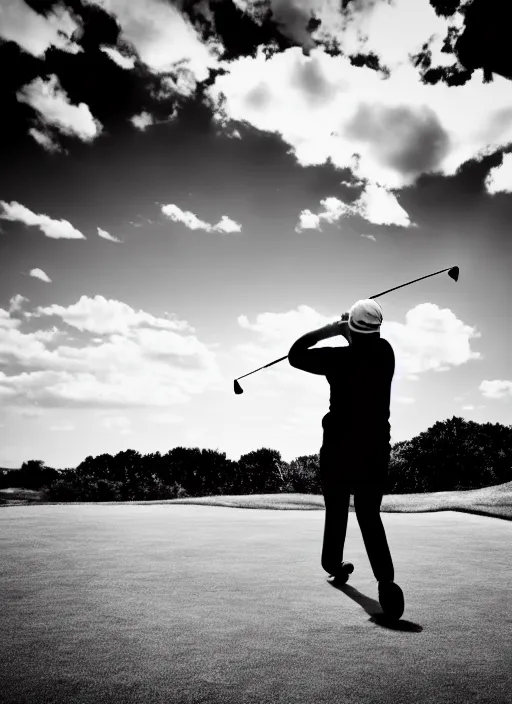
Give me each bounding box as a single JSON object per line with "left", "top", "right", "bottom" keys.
{"left": 0, "top": 0, "right": 511, "bottom": 470}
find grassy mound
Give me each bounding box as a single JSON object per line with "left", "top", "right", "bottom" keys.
{"left": 1, "top": 482, "right": 511, "bottom": 520}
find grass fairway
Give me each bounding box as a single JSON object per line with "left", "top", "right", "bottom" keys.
{"left": 1, "top": 500, "right": 511, "bottom": 703}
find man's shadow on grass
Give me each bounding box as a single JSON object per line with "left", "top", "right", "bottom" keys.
{"left": 328, "top": 578, "right": 423, "bottom": 632}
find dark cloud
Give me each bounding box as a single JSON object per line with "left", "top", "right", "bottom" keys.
{"left": 344, "top": 103, "right": 450, "bottom": 180}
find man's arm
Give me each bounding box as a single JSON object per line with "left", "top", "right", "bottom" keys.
{"left": 288, "top": 316, "right": 351, "bottom": 374}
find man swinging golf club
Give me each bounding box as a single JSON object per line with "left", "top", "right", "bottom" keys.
{"left": 288, "top": 299, "right": 405, "bottom": 621}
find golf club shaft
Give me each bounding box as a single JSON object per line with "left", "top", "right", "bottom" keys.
{"left": 368, "top": 267, "right": 455, "bottom": 299}
{"left": 234, "top": 266, "right": 458, "bottom": 384}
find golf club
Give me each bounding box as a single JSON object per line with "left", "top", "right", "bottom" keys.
{"left": 233, "top": 266, "right": 459, "bottom": 394}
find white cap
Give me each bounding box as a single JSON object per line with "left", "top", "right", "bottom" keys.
{"left": 348, "top": 299, "right": 383, "bottom": 334}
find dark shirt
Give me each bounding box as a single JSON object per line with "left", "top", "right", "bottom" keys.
{"left": 288, "top": 337, "right": 395, "bottom": 452}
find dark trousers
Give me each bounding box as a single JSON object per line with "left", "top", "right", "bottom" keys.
{"left": 319, "top": 443, "right": 395, "bottom": 583}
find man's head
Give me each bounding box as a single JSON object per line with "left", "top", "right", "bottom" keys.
{"left": 348, "top": 299, "right": 383, "bottom": 341}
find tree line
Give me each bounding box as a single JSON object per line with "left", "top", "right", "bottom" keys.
{"left": 1, "top": 417, "right": 511, "bottom": 503}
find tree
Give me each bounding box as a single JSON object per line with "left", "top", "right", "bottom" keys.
{"left": 286, "top": 454, "right": 321, "bottom": 493}
{"left": 237, "top": 448, "right": 287, "bottom": 494}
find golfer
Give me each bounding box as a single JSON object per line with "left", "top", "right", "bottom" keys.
{"left": 288, "top": 299, "right": 405, "bottom": 620}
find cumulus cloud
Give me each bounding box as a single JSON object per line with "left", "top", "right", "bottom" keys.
{"left": 97, "top": 227, "right": 122, "bottom": 243}
{"left": 485, "top": 152, "right": 512, "bottom": 194}
{"left": 208, "top": 45, "right": 512, "bottom": 189}
{"left": 31, "top": 295, "right": 194, "bottom": 336}
{"left": 17, "top": 75, "right": 102, "bottom": 144}
{"left": 351, "top": 183, "right": 412, "bottom": 227}
{"left": 99, "top": 45, "right": 135, "bottom": 69}
{"left": 212, "top": 215, "right": 242, "bottom": 233}
{"left": 0, "top": 0, "right": 83, "bottom": 58}
{"left": 130, "top": 111, "right": 155, "bottom": 131}
{"left": 83, "top": 0, "right": 222, "bottom": 95}
{"left": 0, "top": 200, "right": 85, "bottom": 239}
{"left": 479, "top": 380, "right": 512, "bottom": 400}
{"left": 9, "top": 295, "right": 29, "bottom": 314}
{"left": 0, "top": 297, "right": 222, "bottom": 409}
{"left": 383, "top": 303, "right": 482, "bottom": 377}
{"left": 295, "top": 184, "right": 411, "bottom": 231}
{"left": 29, "top": 269, "right": 52, "bottom": 283}
{"left": 162, "top": 204, "right": 242, "bottom": 233}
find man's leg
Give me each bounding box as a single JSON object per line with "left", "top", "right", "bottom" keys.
{"left": 353, "top": 486, "right": 394, "bottom": 583}
{"left": 320, "top": 444, "right": 351, "bottom": 575}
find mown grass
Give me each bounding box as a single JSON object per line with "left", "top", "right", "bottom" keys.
{"left": 1, "top": 481, "right": 511, "bottom": 520}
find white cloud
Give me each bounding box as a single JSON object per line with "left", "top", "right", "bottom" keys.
{"left": 383, "top": 303, "right": 482, "bottom": 377}
{"left": 208, "top": 43, "right": 512, "bottom": 189}
{"left": 162, "top": 203, "right": 242, "bottom": 233}
{"left": 130, "top": 111, "right": 155, "bottom": 131}
{"left": 29, "top": 269, "right": 52, "bottom": 283}
{"left": 295, "top": 209, "right": 321, "bottom": 232}
{"left": 351, "top": 183, "right": 412, "bottom": 227}
{"left": 0, "top": 0, "right": 83, "bottom": 58}
{"left": 162, "top": 204, "right": 212, "bottom": 231}
{"left": 213, "top": 215, "right": 242, "bottom": 233}
{"left": 17, "top": 75, "right": 102, "bottom": 144}
{"left": 9, "top": 295, "right": 29, "bottom": 313}
{"left": 0, "top": 200, "right": 85, "bottom": 239}
{"left": 479, "top": 380, "right": 512, "bottom": 400}
{"left": 100, "top": 45, "right": 135, "bottom": 69}
{"left": 295, "top": 184, "right": 412, "bottom": 231}
{"left": 98, "top": 227, "right": 122, "bottom": 243}
{"left": 0, "top": 297, "right": 222, "bottom": 409}
{"left": 28, "top": 127, "right": 61, "bottom": 153}
{"left": 32, "top": 294, "right": 195, "bottom": 335}
{"left": 83, "top": 0, "right": 221, "bottom": 94}
{"left": 361, "top": 234, "right": 376, "bottom": 242}
{"left": 485, "top": 153, "right": 512, "bottom": 194}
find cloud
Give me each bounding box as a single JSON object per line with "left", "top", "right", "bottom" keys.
{"left": 83, "top": 0, "right": 222, "bottom": 94}
{"left": 9, "top": 295, "right": 29, "bottom": 314}
{"left": 99, "top": 45, "right": 135, "bottom": 70}
{"left": 130, "top": 111, "right": 155, "bottom": 131}
{"left": 208, "top": 45, "right": 512, "bottom": 189}
{"left": 27, "top": 127, "right": 62, "bottom": 153}
{"left": 350, "top": 183, "right": 412, "bottom": 227}
{"left": 162, "top": 204, "right": 242, "bottom": 233}
{"left": 479, "top": 380, "right": 512, "bottom": 400}
{"left": 29, "top": 269, "right": 52, "bottom": 283}
{"left": 17, "top": 75, "right": 102, "bottom": 144}
{"left": 295, "top": 184, "right": 412, "bottom": 231}
{"left": 361, "top": 234, "right": 376, "bottom": 242}
{"left": 295, "top": 209, "right": 321, "bottom": 232}
{"left": 97, "top": 227, "right": 122, "bottom": 243}
{"left": 485, "top": 152, "right": 512, "bottom": 194}
{"left": 0, "top": 297, "right": 222, "bottom": 409}
{"left": 31, "top": 295, "right": 195, "bottom": 335}
{"left": 0, "top": 200, "right": 85, "bottom": 239}
{"left": 383, "top": 303, "right": 482, "bottom": 377}
{"left": 0, "top": 0, "right": 83, "bottom": 58}
{"left": 212, "top": 215, "right": 242, "bottom": 233}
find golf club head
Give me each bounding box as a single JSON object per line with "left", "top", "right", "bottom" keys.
{"left": 234, "top": 379, "right": 244, "bottom": 395}
{"left": 448, "top": 266, "right": 459, "bottom": 282}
